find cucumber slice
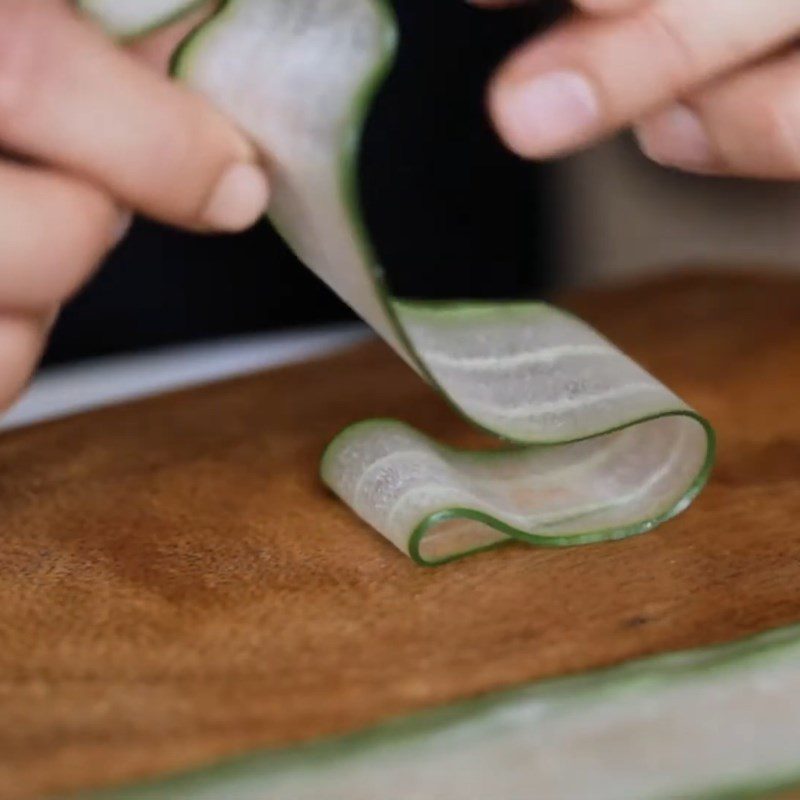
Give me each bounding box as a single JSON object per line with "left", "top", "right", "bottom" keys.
{"left": 86, "top": 625, "right": 800, "bottom": 800}
{"left": 79, "top": 0, "right": 714, "bottom": 565}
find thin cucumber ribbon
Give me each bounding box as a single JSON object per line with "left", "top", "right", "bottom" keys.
{"left": 85, "top": 624, "right": 800, "bottom": 800}
{"left": 80, "top": 0, "right": 715, "bottom": 565}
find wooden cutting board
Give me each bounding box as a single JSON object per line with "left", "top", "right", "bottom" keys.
{"left": 2, "top": 270, "right": 800, "bottom": 799}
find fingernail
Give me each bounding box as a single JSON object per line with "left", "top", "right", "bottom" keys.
{"left": 636, "top": 104, "right": 713, "bottom": 169}
{"left": 492, "top": 70, "right": 600, "bottom": 157}
{"left": 202, "top": 162, "right": 270, "bottom": 232}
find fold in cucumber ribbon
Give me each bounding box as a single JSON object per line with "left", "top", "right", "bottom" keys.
{"left": 81, "top": 0, "right": 715, "bottom": 565}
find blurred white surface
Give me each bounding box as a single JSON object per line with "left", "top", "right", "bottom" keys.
{"left": 2, "top": 323, "right": 368, "bottom": 431}
{"left": 559, "top": 136, "right": 800, "bottom": 285}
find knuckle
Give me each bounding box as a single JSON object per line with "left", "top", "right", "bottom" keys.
{"left": 0, "top": 1, "right": 64, "bottom": 132}
{"left": 636, "top": 6, "right": 698, "bottom": 89}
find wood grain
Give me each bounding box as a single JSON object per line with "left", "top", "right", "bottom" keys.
{"left": 1, "top": 270, "right": 800, "bottom": 798}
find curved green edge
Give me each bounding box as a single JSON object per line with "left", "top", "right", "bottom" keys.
{"left": 174, "top": 0, "right": 715, "bottom": 566}
{"left": 408, "top": 410, "right": 715, "bottom": 565}
{"left": 321, "top": 409, "right": 716, "bottom": 566}
{"left": 82, "top": 623, "right": 800, "bottom": 800}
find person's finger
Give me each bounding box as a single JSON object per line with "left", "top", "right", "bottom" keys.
{"left": 128, "top": 2, "right": 217, "bottom": 74}
{"left": 0, "top": 0, "right": 268, "bottom": 232}
{"left": 572, "top": 0, "right": 649, "bottom": 15}
{"left": 635, "top": 51, "right": 800, "bottom": 180}
{"left": 0, "top": 310, "right": 53, "bottom": 412}
{"left": 0, "top": 159, "right": 123, "bottom": 311}
{"left": 469, "top": 0, "right": 647, "bottom": 15}
{"left": 470, "top": 0, "right": 646, "bottom": 11}
{"left": 489, "top": 0, "right": 800, "bottom": 159}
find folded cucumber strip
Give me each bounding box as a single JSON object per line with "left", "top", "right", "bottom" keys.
{"left": 81, "top": 0, "right": 715, "bottom": 565}
{"left": 86, "top": 625, "right": 800, "bottom": 800}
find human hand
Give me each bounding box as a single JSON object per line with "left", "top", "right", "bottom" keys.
{"left": 482, "top": 0, "right": 800, "bottom": 180}
{"left": 0, "top": 0, "right": 269, "bottom": 411}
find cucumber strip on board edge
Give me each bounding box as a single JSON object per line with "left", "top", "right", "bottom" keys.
{"left": 84, "top": 624, "right": 800, "bottom": 800}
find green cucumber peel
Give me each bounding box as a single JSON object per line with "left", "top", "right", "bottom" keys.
{"left": 81, "top": 0, "right": 714, "bottom": 568}
{"left": 83, "top": 624, "right": 800, "bottom": 800}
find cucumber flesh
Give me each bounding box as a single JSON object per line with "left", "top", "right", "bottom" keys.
{"left": 87, "top": 625, "right": 800, "bottom": 800}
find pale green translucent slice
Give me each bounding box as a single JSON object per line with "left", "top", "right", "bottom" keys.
{"left": 79, "top": 0, "right": 714, "bottom": 565}
{"left": 87, "top": 625, "right": 800, "bottom": 800}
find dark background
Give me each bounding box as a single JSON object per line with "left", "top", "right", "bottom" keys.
{"left": 44, "top": 0, "right": 567, "bottom": 365}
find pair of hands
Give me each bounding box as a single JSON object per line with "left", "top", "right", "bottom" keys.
{"left": 1, "top": 0, "right": 799, "bottom": 411}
